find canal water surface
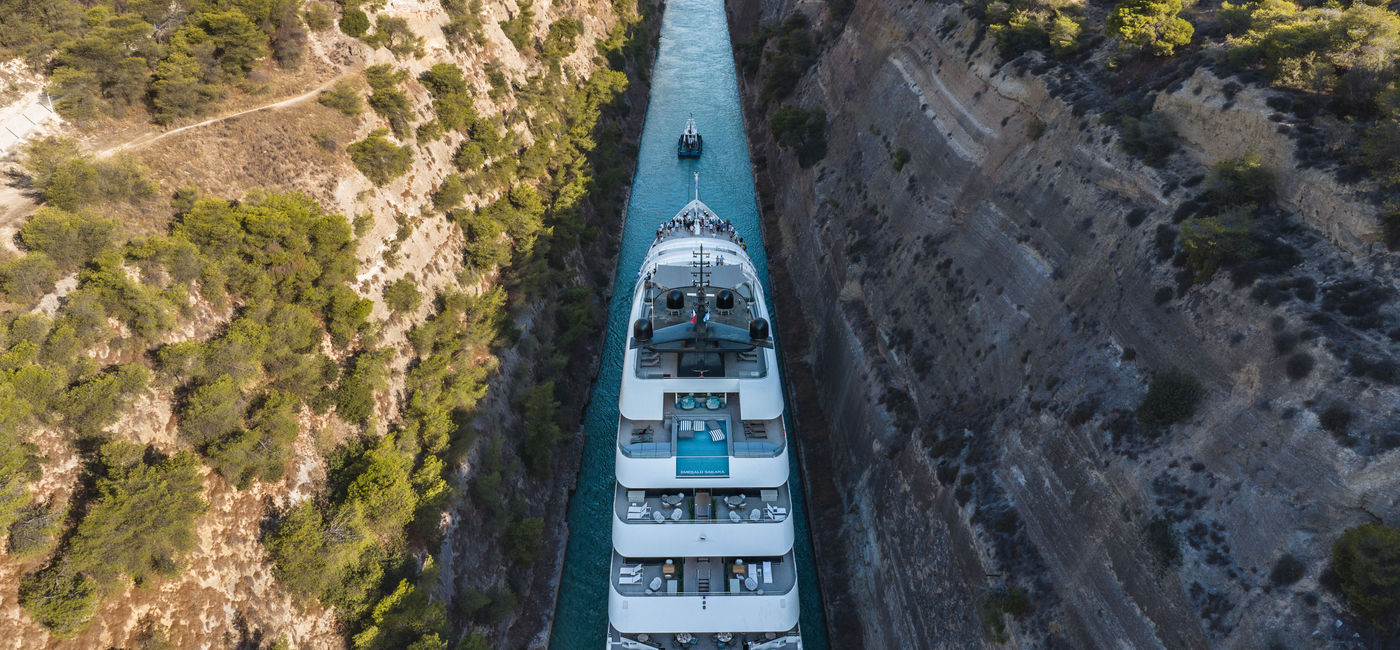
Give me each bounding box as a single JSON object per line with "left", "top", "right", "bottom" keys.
{"left": 548, "top": 0, "right": 830, "bottom": 647}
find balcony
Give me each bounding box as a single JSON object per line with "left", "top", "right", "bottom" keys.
{"left": 612, "top": 484, "right": 794, "bottom": 556}
{"left": 610, "top": 550, "right": 797, "bottom": 598}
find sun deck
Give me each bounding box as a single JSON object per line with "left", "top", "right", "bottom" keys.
{"left": 618, "top": 392, "right": 785, "bottom": 460}
{"left": 614, "top": 484, "right": 791, "bottom": 525}
{"left": 610, "top": 550, "right": 797, "bottom": 598}
{"left": 608, "top": 627, "right": 801, "bottom": 650}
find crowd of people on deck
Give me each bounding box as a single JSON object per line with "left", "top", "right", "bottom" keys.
{"left": 654, "top": 211, "right": 747, "bottom": 249}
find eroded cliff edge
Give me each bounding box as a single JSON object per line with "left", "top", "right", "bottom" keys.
{"left": 730, "top": 0, "right": 1400, "bottom": 647}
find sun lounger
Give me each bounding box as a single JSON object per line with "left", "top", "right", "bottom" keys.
{"left": 627, "top": 504, "right": 651, "bottom": 520}
{"left": 765, "top": 504, "right": 787, "bottom": 519}
{"left": 620, "top": 564, "right": 643, "bottom": 576}
{"left": 619, "top": 573, "right": 642, "bottom": 585}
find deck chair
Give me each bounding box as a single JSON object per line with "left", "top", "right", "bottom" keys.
{"left": 765, "top": 504, "right": 787, "bottom": 519}
{"left": 627, "top": 504, "right": 651, "bottom": 520}
{"left": 619, "top": 573, "right": 643, "bottom": 585}
{"left": 620, "top": 564, "right": 643, "bottom": 576}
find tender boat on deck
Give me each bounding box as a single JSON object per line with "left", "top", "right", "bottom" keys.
{"left": 605, "top": 195, "right": 801, "bottom": 650}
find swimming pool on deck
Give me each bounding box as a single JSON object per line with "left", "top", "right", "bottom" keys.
{"left": 675, "top": 418, "right": 729, "bottom": 477}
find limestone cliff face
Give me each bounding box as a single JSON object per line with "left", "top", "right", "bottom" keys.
{"left": 730, "top": 0, "right": 1400, "bottom": 647}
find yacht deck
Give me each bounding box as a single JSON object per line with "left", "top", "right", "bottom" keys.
{"left": 619, "top": 392, "right": 785, "bottom": 460}
{"left": 611, "top": 550, "right": 797, "bottom": 598}
{"left": 614, "top": 483, "right": 790, "bottom": 525}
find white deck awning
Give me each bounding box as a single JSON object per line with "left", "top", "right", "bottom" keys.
{"left": 618, "top": 374, "right": 784, "bottom": 421}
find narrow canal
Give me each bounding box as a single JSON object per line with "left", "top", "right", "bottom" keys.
{"left": 548, "top": 0, "right": 830, "bottom": 647}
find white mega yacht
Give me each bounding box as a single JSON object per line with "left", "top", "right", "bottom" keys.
{"left": 606, "top": 196, "right": 803, "bottom": 650}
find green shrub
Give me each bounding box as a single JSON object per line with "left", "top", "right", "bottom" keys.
{"left": 0, "top": 393, "right": 42, "bottom": 532}
{"left": 57, "top": 364, "right": 150, "bottom": 437}
{"left": 349, "top": 130, "right": 413, "bottom": 185}
{"left": 1026, "top": 117, "right": 1048, "bottom": 140}
{"left": 1145, "top": 515, "right": 1181, "bottom": 568}
{"left": 757, "top": 13, "right": 817, "bottom": 105}
{"left": 0, "top": 253, "right": 60, "bottom": 302}
{"left": 1136, "top": 369, "right": 1204, "bottom": 429}
{"left": 336, "top": 348, "right": 390, "bottom": 424}
{"left": 350, "top": 578, "right": 447, "bottom": 650}
{"left": 384, "top": 277, "right": 422, "bottom": 313}
{"left": 1332, "top": 523, "right": 1400, "bottom": 629}
{"left": 541, "top": 18, "right": 583, "bottom": 62}
{"left": 1118, "top": 111, "right": 1179, "bottom": 166}
{"left": 178, "top": 374, "right": 245, "bottom": 447}
{"left": 1358, "top": 118, "right": 1400, "bottom": 185}
{"left": 1319, "top": 403, "right": 1352, "bottom": 436}
{"left": 18, "top": 565, "right": 99, "bottom": 638}
{"left": 415, "top": 120, "right": 444, "bottom": 142}
{"left": 63, "top": 444, "right": 207, "bottom": 586}
{"left": 499, "top": 0, "right": 536, "bottom": 52}
{"left": 433, "top": 174, "right": 468, "bottom": 212}
{"left": 8, "top": 502, "right": 65, "bottom": 559}
{"left": 503, "top": 516, "right": 545, "bottom": 563}
{"left": 891, "top": 147, "right": 911, "bottom": 171}
{"left": 1270, "top": 553, "right": 1306, "bottom": 587}
{"left": 205, "top": 390, "right": 299, "bottom": 488}
{"left": 264, "top": 501, "right": 375, "bottom": 605}
{"left": 196, "top": 11, "right": 268, "bottom": 78}
{"left": 989, "top": 10, "right": 1050, "bottom": 58}
{"left": 520, "top": 381, "right": 561, "bottom": 477}
{"left": 419, "top": 63, "right": 476, "bottom": 132}
{"left": 20, "top": 443, "right": 206, "bottom": 636}
{"left": 152, "top": 52, "right": 218, "bottom": 125}
{"left": 1223, "top": 1, "right": 1400, "bottom": 113}
{"left": 319, "top": 81, "right": 364, "bottom": 116}
{"left": 442, "top": 0, "right": 487, "bottom": 50}
{"left": 305, "top": 3, "right": 335, "bottom": 30}
{"left": 769, "top": 105, "right": 827, "bottom": 168}
{"left": 1106, "top": 0, "right": 1194, "bottom": 56}
{"left": 1204, "top": 152, "right": 1274, "bottom": 206}
{"left": 1179, "top": 206, "right": 1257, "bottom": 281}
{"left": 1048, "top": 12, "right": 1083, "bottom": 57}
{"left": 365, "top": 64, "right": 414, "bottom": 139}
{"left": 980, "top": 585, "right": 1030, "bottom": 642}
{"left": 340, "top": 6, "right": 370, "bottom": 37}
{"left": 367, "top": 16, "right": 423, "bottom": 59}
{"left": 22, "top": 139, "right": 157, "bottom": 211}
{"left": 453, "top": 142, "right": 486, "bottom": 172}
{"left": 325, "top": 284, "right": 373, "bottom": 347}
{"left": 342, "top": 434, "right": 419, "bottom": 538}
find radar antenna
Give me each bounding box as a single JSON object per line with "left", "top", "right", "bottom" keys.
{"left": 692, "top": 243, "right": 711, "bottom": 288}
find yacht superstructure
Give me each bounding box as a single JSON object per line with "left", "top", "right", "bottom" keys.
{"left": 606, "top": 197, "right": 802, "bottom": 650}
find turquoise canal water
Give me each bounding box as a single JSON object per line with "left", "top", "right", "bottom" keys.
{"left": 548, "top": 0, "right": 830, "bottom": 647}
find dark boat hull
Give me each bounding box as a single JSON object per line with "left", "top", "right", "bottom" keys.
{"left": 677, "top": 134, "right": 703, "bottom": 158}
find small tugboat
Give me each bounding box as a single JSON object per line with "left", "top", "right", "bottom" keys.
{"left": 677, "top": 116, "right": 703, "bottom": 158}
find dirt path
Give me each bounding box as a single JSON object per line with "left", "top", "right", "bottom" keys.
{"left": 97, "top": 74, "right": 350, "bottom": 158}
